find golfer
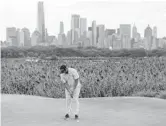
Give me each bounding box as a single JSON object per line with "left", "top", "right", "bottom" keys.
{"left": 60, "top": 65, "right": 81, "bottom": 120}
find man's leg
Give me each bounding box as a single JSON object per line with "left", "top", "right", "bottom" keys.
{"left": 73, "top": 86, "right": 81, "bottom": 117}
{"left": 65, "top": 89, "right": 72, "bottom": 117}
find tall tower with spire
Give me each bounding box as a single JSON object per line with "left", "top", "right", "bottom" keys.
{"left": 132, "top": 23, "right": 137, "bottom": 39}
{"left": 144, "top": 24, "right": 152, "bottom": 50}
{"left": 144, "top": 24, "right": 152, "bottom": 38}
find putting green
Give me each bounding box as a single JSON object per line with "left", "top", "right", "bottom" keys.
{"left": 1, "top": 94, "right": 166, "bottom": 126}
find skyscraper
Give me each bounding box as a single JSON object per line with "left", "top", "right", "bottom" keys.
{"left": 60, "top": 21, "right": 64, "bottom": 34}
{"left": 136, "top": 32, "right": 141, "bottom": 42}
{"left": 20, "top": 28, "right": 31, "bottom": 47}
{"left": 58, "top": 34, "right": 66, "bottom": 47}
{"left": 71, "top": 14, "right": 80, "bottom": 44}
{"left": 105, "top": 29, "right": 116, "bottom": 37}
{"left": 31, "top": 30, "right": 41, "bottom": 46}
{"left": 88, "top": 27, "right": 92, "bottom": 31}
{"left": 144, "top": 25, "right": 152, "bottom": 50}
{"left": 6, "top": 27, "right": 18, "bottom": 46}
{"left": 117, "top": 28, "right": 120, "bottom": 36}
{"left": 16, "top": 29, "right": 20, "bottom": 46}
{"left": 120, "top": 24, "right": 131, "bottom": 49}
{"left": 92, "top": 20, "right": 97, "bottom": 46}
{"left": 45, "top": 28, "right": 48, "bottom": 42}
{"left": 97, "top": 25, "right": 105, "bottom": 48}
{"left": 120, "top": 24, "right": 131, "bottom": 38}
{"left": 6, "top": 27, "right": 16, "bottom": 41}
{"left": 132, "top": 24, "right": 137, "bottom": 39}
{"left": 80, "top": 18, "right": 87, "bottom": 37}
{"left": 112, "top": 34, "right": 121, "bottom": 50}
{"left": 151, "top": 36, "right": 157, "bottom": 50}
{"left": 144, "top": 25, "right": 152, "bottom": 38}
{"left": 153, "top": 26, "right": 157, "bottom": 38}
{"left": 37, "top": 1, "right": 45, "bottom": 42}
{"left": 67, "top": 30, "right": 72, "bottom": 46}
{"left": 87, "top": 30, "right": 92, "bottom": 46}
{"left": 74, "top": 28, "right": 80, "bottom": 42}
{"left": 122, "top": 34, "right": 131, "bottom": 49}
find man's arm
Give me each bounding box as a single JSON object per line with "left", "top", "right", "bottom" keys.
{"left": 60, "top": 74, "right": 73, "bottom": 97}
{"left": 72, "top": 69, "right": 80, "bottom": 92}
{"left": 62, "top": 82, "right": 73, "bottom": 97}
{"left": 73, "top": 78, "right": 79, "bottom": 91}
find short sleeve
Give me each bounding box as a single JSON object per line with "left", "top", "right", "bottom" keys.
{"left": 72, "top": 69, "right": 79, "bottom": 79}
{"left": 60, "top": 74, "right": 66, "bottom": 83}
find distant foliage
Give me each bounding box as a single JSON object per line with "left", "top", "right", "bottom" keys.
{"left": 1, "top": 46, "right": 166, "bottom": 58}
{"left": 1, "top": 57, "right": 166, "bottom": 98}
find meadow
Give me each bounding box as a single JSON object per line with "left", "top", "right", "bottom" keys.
{"left": 1, "top": 57, "right": 166, "bottom": 99}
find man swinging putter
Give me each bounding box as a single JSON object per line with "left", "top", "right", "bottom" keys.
{"left": 60, "top": 65, "right": 81, "bottom": 120}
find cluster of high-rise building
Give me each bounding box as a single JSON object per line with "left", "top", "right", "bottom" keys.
{"left": 2, "top": 1, "right": 166, "bottom": 50}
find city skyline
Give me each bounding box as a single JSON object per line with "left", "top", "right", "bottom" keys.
{"left": 1, "top": 0, "right": 166, "bottom": 41}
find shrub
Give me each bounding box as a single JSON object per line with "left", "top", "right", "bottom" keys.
{"left": 158, "top": 91, "right": 166, "bottom": 99}
{"left": 132, "top": 90, "right": 158, "bottom": 97}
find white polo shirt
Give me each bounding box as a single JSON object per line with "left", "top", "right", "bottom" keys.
{"left": 60, "top": 68, "right": 81, "bottom": 90}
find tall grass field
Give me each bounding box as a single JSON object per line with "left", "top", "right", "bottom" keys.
{"left": 1, "top": 57, "right": 166, "bottom": 99}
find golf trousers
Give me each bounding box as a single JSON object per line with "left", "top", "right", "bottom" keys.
{"left": 65, "top": 85, "right": 81, "bottom": 115}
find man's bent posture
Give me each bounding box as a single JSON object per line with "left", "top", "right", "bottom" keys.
{"left": 60, "top": 65, "right": 81, "bottom": 120}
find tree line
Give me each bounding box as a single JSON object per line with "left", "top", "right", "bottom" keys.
{"left": 1, "top": 46, "right": 166, "bottom": 58}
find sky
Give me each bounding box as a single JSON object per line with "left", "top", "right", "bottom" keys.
{"left": 0, "top": 0, "right": 166, "bottom": 41}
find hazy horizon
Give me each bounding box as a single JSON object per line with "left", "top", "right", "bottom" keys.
{"left": 1, "top": 0, "right": 166, "bottom": 41}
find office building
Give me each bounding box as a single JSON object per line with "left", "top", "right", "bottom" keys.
{"left": 87, "top": 30, "right": 92, "bottom": 46}
{"left": 117, "top": 28, "right": 120, "bottom": 36}
{"left": 158, "top": 38, "right": 166, "bottom": 49}
{"left": 153, "top": 26, "right": 157, "bottom": 38}
{"left": 105, "top": 29, "right": 116, "bottom": 37}
{"left": 80, "top": 18, "right": 87, "bottom": 37}
{"left": 16, "top": 29, "right": 20, "bottom": 46}
{"left": 120, "top": 24, "right": 131, "bottom": 38}
{"left": 121, "top": 34, "right": 131, "bottom": 49}
{"left": 112, "top": 34, "right": 121, "bottom": 50}
{"left": 144, "top": 25, "right": 152, "bottom": 38}
{"left": 6, "top": 27, "right": 21, "bottom": 46}
{"left": 144, "top": 25, "right": 152, "bottom": 50}
{"left": 151, "top": 37, "right": 157, "bottom": 50}
{"left": 71, "top": 14, "right": 80, "bottom": 44}
{"left": 37, "top": 1, "right": 45, "bottom": 42}
{"left": 6, "top": 27, "right": 16, "bottom": 41}
{"left": 120, "top": 24, "right": 131, "bottom": 49}
{"left": 60, "top": 21, "right": 64, "bottom": 34}
{"left": 31, "top": 30, "right": 41, "bottom": 46}
{"left": 67, "top": 30, "right": 72, "bottom": 46}
{"left": 136, "top": 33, "right": 141, "bottom": 42}
{"left": 92, "top": 20, "right": 97, "bottom": 47}
{"left": 97, "top": 25, "right": 105, "bottom": 48}
{"left": 104, "top": 35, "right": 112, "bottom": 48}
{"left": 6, "top": 27, "right": 16, "bottom": 46}
{"left": 88, "top": 27, "right": 92, "bottom": 31}
{"left": 20, "top": 28, "right": 31, "bottom": 47}
{"left": 132, "top": 24, "right": 137, "bottom": 39}
{"left": 74, "top": 28, "right": 80, "bottom": 43}
{"left": 58, "top": 34, "right": 66, "bottom": 47}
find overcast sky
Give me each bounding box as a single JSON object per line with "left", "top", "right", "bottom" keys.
{"left": 0, "top": 0, "right": 166, "bottom": 41}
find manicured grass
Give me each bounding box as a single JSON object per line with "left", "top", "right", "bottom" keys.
{"left": 2, "top": 94, "right": 166, "bottom": 126}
